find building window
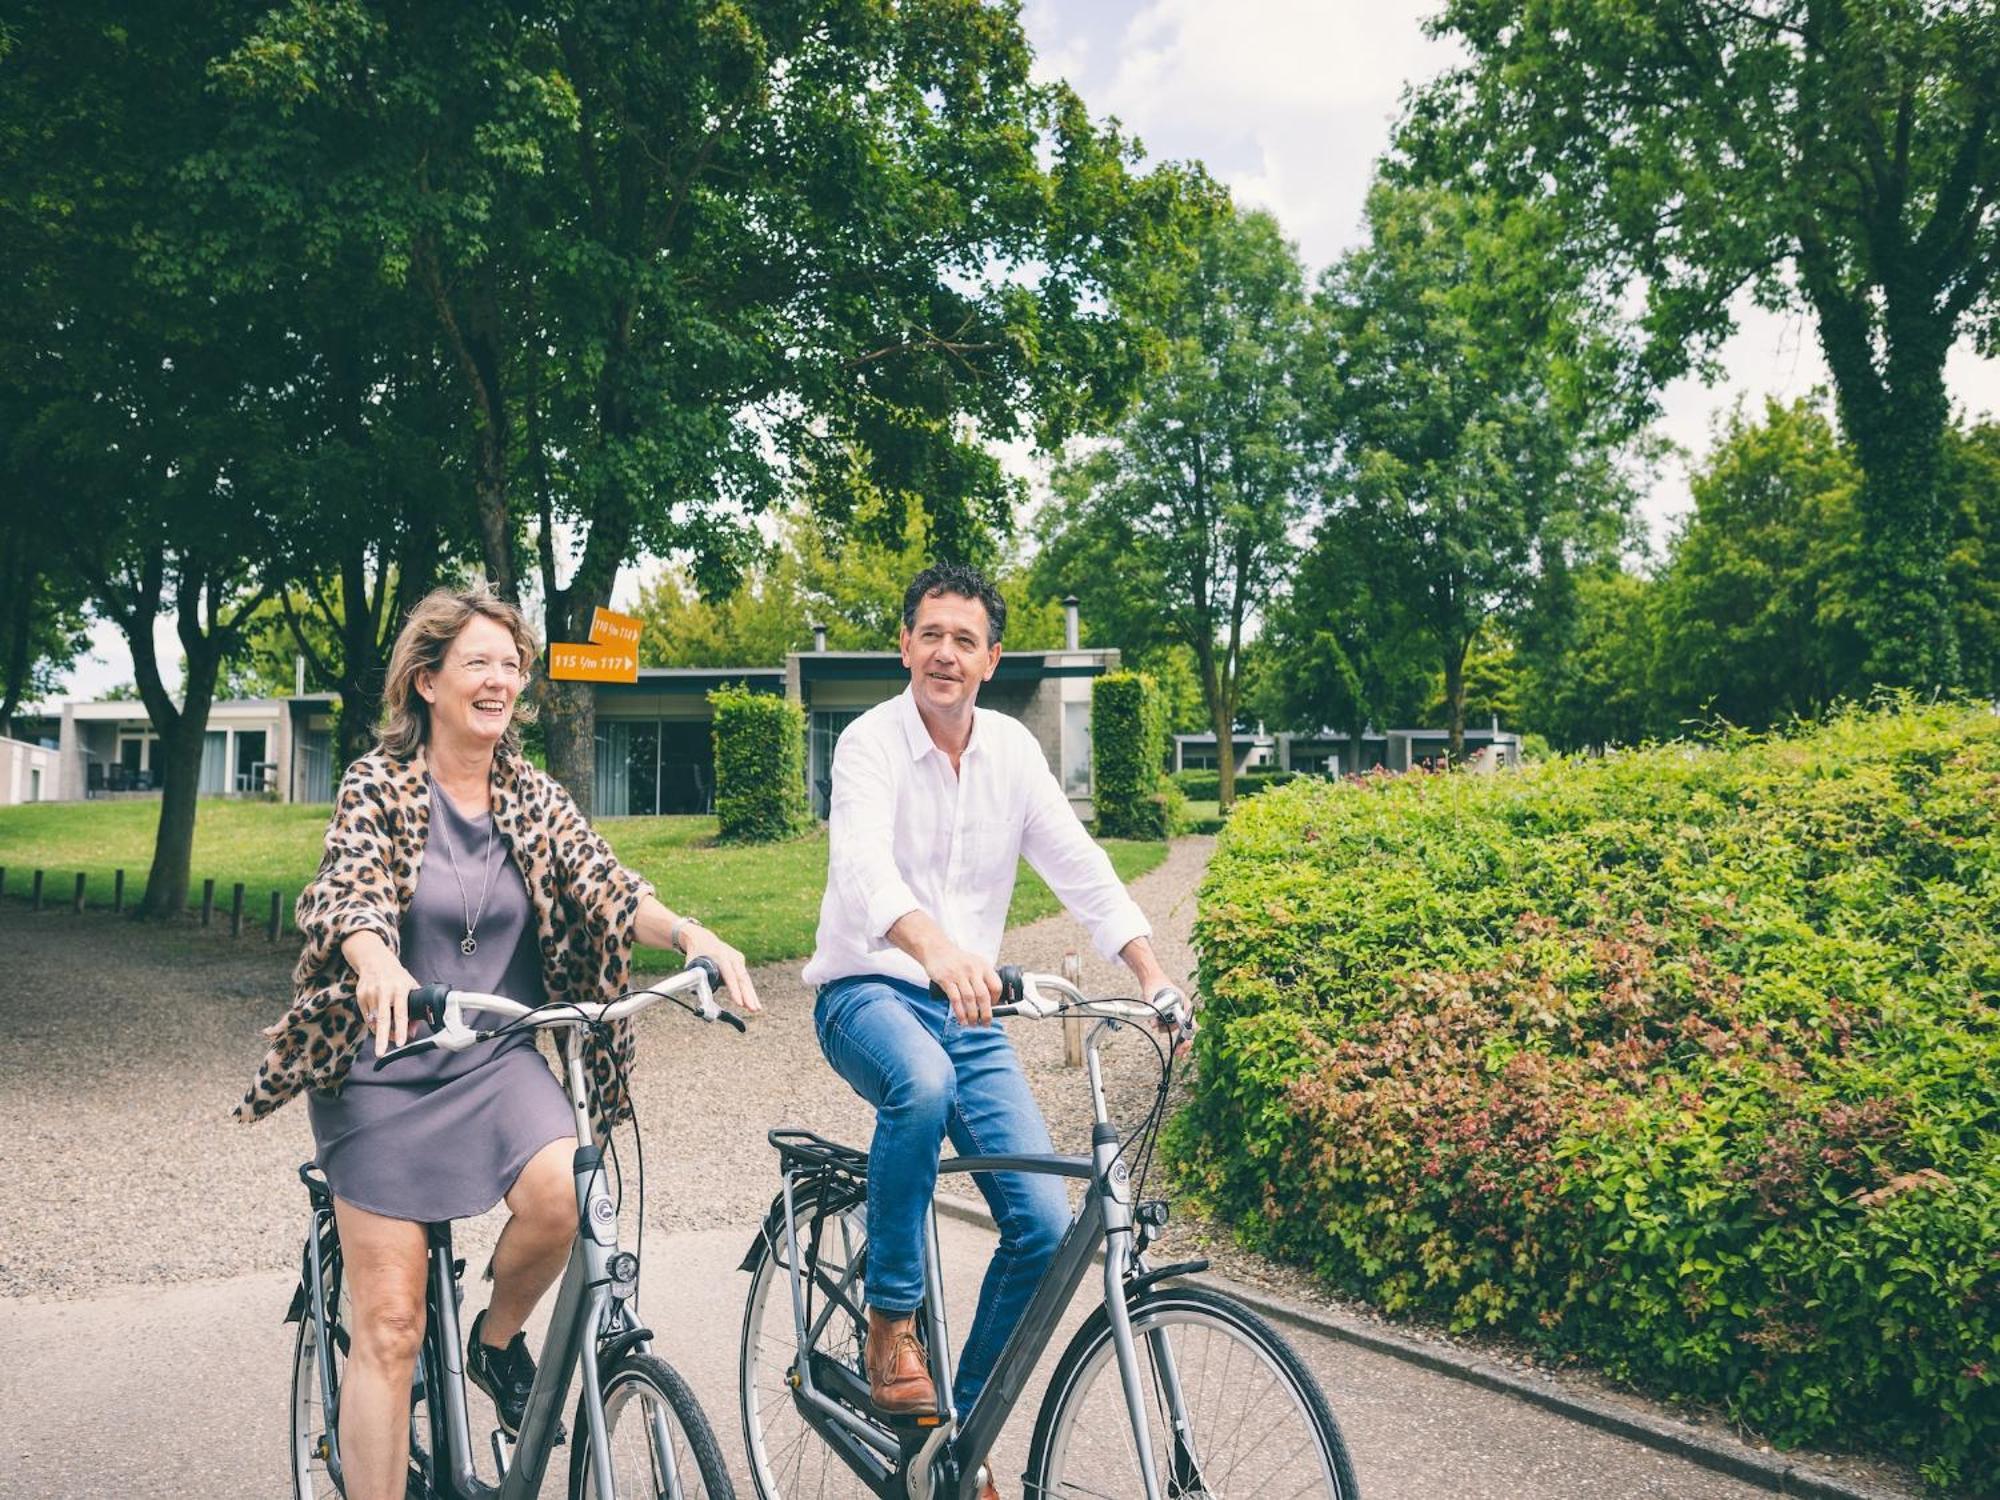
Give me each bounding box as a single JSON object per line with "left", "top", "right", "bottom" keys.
{"left": 810, "top": 711, "right": 863, "bottom": 818}
{"left": 1061, "top": 700, "right": 1091, "bottom": 796}
{"left": 594, "top": 720, "right": 717, "bottom": 819}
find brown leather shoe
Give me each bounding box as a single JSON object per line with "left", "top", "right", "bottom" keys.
{"left": 864, "top": 1307, "right": 937, "bottom": 1415}
{"left": 978, "top": 1483, "right": 1001, "bottom": 1500}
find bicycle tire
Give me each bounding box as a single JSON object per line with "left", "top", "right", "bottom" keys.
{"left": 290, "top": 1262, "right": 345, "bottom": 1500}
{"left": 1025, "top": 1282, "right": 1361, "bottom": 1499}
{"left": 569, "top": 1351, "right": 736, "bottom": 1500}
{"left": 738, "top": 1185, "right": 882, "bottom": 1500}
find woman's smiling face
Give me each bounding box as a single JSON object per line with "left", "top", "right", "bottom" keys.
{"left": 417, "top": 614, "right": 526, "bottom": 750}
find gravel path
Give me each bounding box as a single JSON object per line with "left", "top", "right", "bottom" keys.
{"left": 0, "top": 839, "right": 1207, "bottom": 1302}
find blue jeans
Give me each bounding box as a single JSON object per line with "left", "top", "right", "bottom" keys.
{"left": 814, "top": 974, "right": 1071, "bottom": 1414}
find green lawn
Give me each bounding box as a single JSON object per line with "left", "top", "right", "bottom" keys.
{"left": 0, "top": 799, "right": 1169, "bottom": 969}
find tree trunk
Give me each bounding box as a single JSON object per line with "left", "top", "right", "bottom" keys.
{"left": 137, "top": 645, "right": 221, "bottom": 919}
{"left": 1210, "top": 684, "right": 1237, "bottom": 810}
{"left": 1443, "top": 643, "right": 1468, "bottom": 764}
{"left": 1842, "top": 364, "right": 1960, "bottom": 690}
{"left": 542, "top": 675, "right": 597, "bottom": 812}
{"left": 1347, "top": 725, "right": 1366, "bottom": 778}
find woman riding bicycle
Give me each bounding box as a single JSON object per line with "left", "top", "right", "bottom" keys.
{"left": 235, "top": 585, "right": 762, "bottom": 1500}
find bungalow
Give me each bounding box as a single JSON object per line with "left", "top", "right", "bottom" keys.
{"left": 1173, "top": 721, "right": 1523, "bottom": 777}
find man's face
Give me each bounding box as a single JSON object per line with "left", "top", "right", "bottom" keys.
{"left": 900, "top": 591, "right": 1001, "bottom": 718}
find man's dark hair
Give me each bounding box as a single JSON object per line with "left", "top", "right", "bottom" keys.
{"left": 902, "top": 562, "right": 1006, "bottom": 646}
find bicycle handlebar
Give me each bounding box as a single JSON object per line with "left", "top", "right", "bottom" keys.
{"left": 371, "top": 955, "right": 743, "bottom": 1071}
{"left": 926, "top": 965, "right": 1194, "bottom": 1034}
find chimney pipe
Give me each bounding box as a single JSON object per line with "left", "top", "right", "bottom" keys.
{"left": 810, "top": 622, "right": 828, "bottom": 652}
{"left": 1062, "top": 595, "right": 1080, "bottom": 651}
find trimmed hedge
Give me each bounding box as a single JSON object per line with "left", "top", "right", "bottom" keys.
{"left": 1169, "top": 769, "right": 1297, "bottom": 801}
{"left": 1178, "top": 703, "right": 2000, "bottom": 1490}
{"left": 1093, "top": 672, "right": 1181, "bottom": 839}
{"left": 709, "top": 685, "right": 809, "bottom": 843}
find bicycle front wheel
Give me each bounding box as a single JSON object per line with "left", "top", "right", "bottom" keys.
{"left": 1025, "top": 1283, "right": 1360, "bottom": 1500}
{"left": 570, "top": 1352, "right": 735, "bottom": 1500}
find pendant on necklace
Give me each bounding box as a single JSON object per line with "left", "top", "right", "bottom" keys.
{"left": 461, "top": 934, "right": 478, "bottom": 956}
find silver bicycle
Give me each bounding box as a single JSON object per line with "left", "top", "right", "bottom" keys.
{"left": 288, "top": 958, "right": 743, "bottom": 1500}
{"left": 738, "top": 966, "right": 1360, "bottom": 1500}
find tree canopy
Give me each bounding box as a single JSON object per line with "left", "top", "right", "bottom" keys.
{"left": 1402, "top": 0, "right": 2000, "bottom": 690}
{"left": 205, "top": 0, "right": 1178, "bottom": 806}
{"left": 1033, "top": 204, "right": 1315, "bottom": 806}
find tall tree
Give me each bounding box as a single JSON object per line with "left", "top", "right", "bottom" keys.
{"left": 2, "top": 0, "right": 287, "bottom": 918}
{"left": 1310, "top": 183, "right": 1639, "bottom": 758}
{"left": 1252, "top": 505, "right": 1436, "bottom": 769}
{"left": 1036, "top": 205, "right": 1315, "bottom": 808}
{"left": 209, "top": 0, "right": 1168, "bottom": 809}
{"left": 1513, "top": 566, "right": 1661, "bottom": 751}
{"left": 1651, "top": 396, "right": 1866, "bottom": 730}
{"left": 1402, "top": 0, "right": 2000, "bottom": 691}
{"left": 0, "top": 404, "right": 91, "bottom": 731}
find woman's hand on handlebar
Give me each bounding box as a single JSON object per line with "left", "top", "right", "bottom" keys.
{"left": 681, "top": 926, "right": 761, "bottom": 1014}
{"left": 341, "top": 930, "right": 421, "bottom": 1052}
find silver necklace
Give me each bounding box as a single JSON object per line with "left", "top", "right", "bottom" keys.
{"left": 429, "top": 775, "right": 500, "bottom": 956}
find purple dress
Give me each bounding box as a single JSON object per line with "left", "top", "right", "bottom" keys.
{"left": 307, "top": 780, "right": 576, "bottom": 1222}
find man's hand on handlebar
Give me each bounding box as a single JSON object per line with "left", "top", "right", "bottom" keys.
{"left": 924, "top": 942, "right": 1004, "bottom": 1027}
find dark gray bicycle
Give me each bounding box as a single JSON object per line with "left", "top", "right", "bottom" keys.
{"left": 288, "top": 959, "right": 743, "bottom": 1500}
{"left": 738, "top": 966, "right": 1359, "bottom": 1500}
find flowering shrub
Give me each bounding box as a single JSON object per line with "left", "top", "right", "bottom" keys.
{"left": 1178, "top": 702, "right": 2000, "bottom": 1490}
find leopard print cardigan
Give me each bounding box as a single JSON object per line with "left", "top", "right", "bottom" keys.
{"left": 233, "top": 746, "right": 653, "bottom": 1139}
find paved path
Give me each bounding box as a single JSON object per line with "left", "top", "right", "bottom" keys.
{"left": 1, "top": 1216, "right": 1775, "bottom": 1500}
{"left": 0, "top": 837, "right": 1912, "bottom": 1497}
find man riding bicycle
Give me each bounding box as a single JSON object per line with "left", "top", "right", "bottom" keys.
{"left": 801, "top": 563, "right": 1184, "bottom": 1500}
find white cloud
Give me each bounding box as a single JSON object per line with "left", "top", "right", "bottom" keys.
{"left": 1083, "top": 0, "right": 1462, "bottom": 269}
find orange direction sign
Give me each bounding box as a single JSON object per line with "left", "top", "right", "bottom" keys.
{"left": 548, "top": 641, "right": 638, "bottom": 684}
{"left": 589, "top": 607, "right": 642, "bottom": 650}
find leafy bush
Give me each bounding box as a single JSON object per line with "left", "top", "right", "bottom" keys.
{"left": 1169, "top": 769, "right": 1298, "bottom": 800}
{"left": 1094, "top": 672, "right": 1181, "bottom": 838}
{"left": 1179, "top": 702, "right": 2000, "bottom": 1490}
{"left": 709, "top": 685, "right": 809, "bottom": 843}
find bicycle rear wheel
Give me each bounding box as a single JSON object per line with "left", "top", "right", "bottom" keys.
{"left": 570, "top": 1352, "right": 734, "bottom": 1499}
{"left": 290, "top": 1272, "right": 345, "bottom": 1500}
{"left": 738, "top": 1188, "right": 884, "bottom": 1500}
{"left": 1025, "top": 1283, "right": 1360, "bottom": 1499}
{"left": 287, "top": 1225, "right": 440, "bottom": 1500}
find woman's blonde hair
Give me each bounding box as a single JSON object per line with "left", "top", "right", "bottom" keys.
{"left": 377, "top": 585, "right": 540, "bottom": 758}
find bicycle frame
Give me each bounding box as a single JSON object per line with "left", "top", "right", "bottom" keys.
{"left": 769, "top": 1004, "right": 1196, "bottom": 1500}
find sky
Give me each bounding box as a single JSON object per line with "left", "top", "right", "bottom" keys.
{"left": 52, "top": 0, "right": 2000, "bottom": 703}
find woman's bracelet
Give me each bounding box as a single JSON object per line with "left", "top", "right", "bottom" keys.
{"left": 668, "top": 914, "right": 703, "bottom": 953}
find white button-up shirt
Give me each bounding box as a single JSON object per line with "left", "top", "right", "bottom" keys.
{"left": 801, "top": 686, "right": 1151, "bottom": 991}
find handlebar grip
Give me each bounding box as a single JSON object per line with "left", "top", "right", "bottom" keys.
{"left": 928, "top": 967, "right": 1024, "bottom": 1007}
{"left": 687, "top": 954, "right": 722, "bottom": 990}
{"left": 408, "top": 982, "right": 452, "bottom": 1030}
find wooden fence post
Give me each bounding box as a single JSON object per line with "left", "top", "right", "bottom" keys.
{"left": 229, "top": 882, "right": 245, "bottom": 938}
{"left": 1062, "top": 949, "right": 1085, "bottom": 1068}
{"left": 113, "top": 869, "right": 125, "bottom": 914}
{"left": 200, "top": 878, "right": 216, "bottom": 927}
{"left": 31, "top": 870, "right": 44, "bottom": 913}
{"left": 73, "top": 873, "right": 87, "bottom": 913}
{"left": 268, "top": 890, "right": 282, "bottom": 942}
